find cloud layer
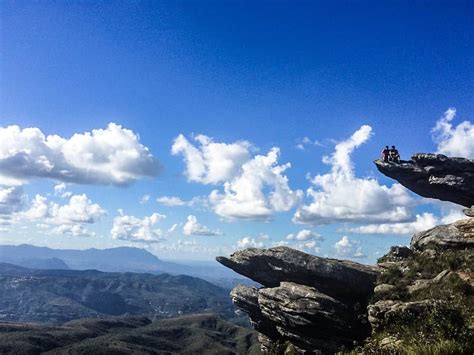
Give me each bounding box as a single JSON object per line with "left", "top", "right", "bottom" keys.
{"left": 0, "top": 123, "right": 160, "bottom": 186}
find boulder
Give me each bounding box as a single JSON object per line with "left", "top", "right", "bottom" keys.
{"left": 368, "top": 299, "right": 450, "bottom": 332}
{"left": 258, "top": 282, "right": 370, "bottom": 352}
{"left": 463, "top": 206, "right": 474, "bottom": 217}
{"left": 411, "top": 218, "right": 474, "bottom": 251}
{"left": 217, "top": 246, "right": 379, "bottom": 304}
{"left": 374, "top": 284, "right": 396, "bottom": 294}
{"left": 374, "top": 153, "right": 474, "bottom": 207}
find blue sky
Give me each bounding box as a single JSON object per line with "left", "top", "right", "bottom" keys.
{"left": 1, "top": 1, "right": 473, "bottom": 262}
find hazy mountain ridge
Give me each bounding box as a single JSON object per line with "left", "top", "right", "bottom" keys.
{"left": 0, "top": 262, "right": 235, "bottom": 324}
{"left": 0, "top": 244, "right": 256, "bottom": 288}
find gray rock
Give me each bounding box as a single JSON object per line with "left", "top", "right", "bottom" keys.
{"left": 217, "top": 246, "right": 379, "bottom": 304}
{"left": 230, "top": 285, "right": 279, "bottom": 340}
{"left": 258, "top": 282, "right": 370, "bottom": 352}
{"left": 368, "top": 299, "right": 448, "bottom": 331}
{"left": 407, "top": 270, "right": 457, "bottom": 294}
{"left": 463, "top": 206, "right": 474, "bottom": 217}
{"left": 411, "top": 218, "right": 474, "bottom": 251}
{"left": 378, "top": 246, "right": 413, "bottom": 263}
{"left": 374, "top": 153, "right": 474, "bottom": 207}
{"left": 374, "top": 284, "right": 396, "bottom": 294}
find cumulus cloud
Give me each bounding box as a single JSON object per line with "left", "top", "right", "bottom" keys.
{"left": 51, "top": 224, "right": 96, "bottom": 238}
{"left": 171, "top": 134, "right": 251, "bottom": 184}
{"left": 296, "top": 137, "right": 324, "bottom": 150}
{"left": 432, "top": 108, "right": 474, "bottom": 159}
{"left": 348, "top": 213, "right": 438, "bottom": 235}
{"left": 334, "top": 236, "right": 365, "bottom": 259}
{"left": 286, "top": 229, "right": 322, "bottom": 241}
{"left": 0, "top": 123, "right": 160, "bottom": 186}
{"left": 293, "top": 125, "right": 415, "bottom": 225}
{"left": 182, "top": 215, "right": 221, "bottom": 236}
{"left": 285, "top": 229, "right": 323, "bottom": 253}
{"left": 111, "top": 210, "right": 166, "bottom": 242}
{"left": 236, "top": 237, "right": 264, "bottom": 249}
{"left": 157, "top": 196, "right": 187, "bottom": 206}
{"left": 53, "top": 183, "right": 72, "bottom": 198}
{"left": 0, "top": 186, "right": 25, "bottom": 224}
{"left": 140, "top": 194, "right": 150, "bottom": 204}
{"left": 18, "top": 193, "right": 106, "bottom": 226}
{"left": 209, "top": 148, "right": 303, "bottom": 220}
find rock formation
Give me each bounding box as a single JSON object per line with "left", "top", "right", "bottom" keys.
{"left": 374, "top": 153, "right": 474, "bottom": 207}
{"left": 217, "top": 247, "right": 379, "bottom": 353}
{"left": 218, "top": 152, "right": 473, "bottom": 354}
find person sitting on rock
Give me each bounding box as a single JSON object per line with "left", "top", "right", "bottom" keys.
{"left": 381, "top": 146, "right": 390, "bottom": 162}
{"left": 389, "top": 145, "right": 400, "bottom": 163}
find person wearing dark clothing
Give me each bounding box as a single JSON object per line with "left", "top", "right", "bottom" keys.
{"left": 389, "top": 145, "right": 400, "bottom": 163}
{"left": 381, "top": 146, "right": 390, "bottom": 162}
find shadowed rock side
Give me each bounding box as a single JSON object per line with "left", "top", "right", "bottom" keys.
{"left": 374, "top": 153, "right": 474, "bottom": 207}
{"left": 217, "top": 247, "right": 379, "bottom": 353}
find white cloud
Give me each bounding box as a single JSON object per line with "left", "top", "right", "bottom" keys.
{"left": 53, "top": 194, "right": 106, "bottom": 224}
{"left": 0, "top": 186, "right": 25, "bottom": 224}
{"left": 293, "top": 125, "right": 415, "bottom": 225}
{"left": 209, "top": 148, "right": 303, "bottom": 220}
{"left": 0, "top": 123, "right": 160, "bottom": 186}
{"left": 334, "top": 236, "right": 365, "bottom": 259}
{"left": 348, "top": 213, "right": 438, "bottom": 235}
{"left": 168, "top": 223, "right": 178, "bottom": 233}
{"left": 284, "top": 229, "right": 323, "bottom": 253}
{"left": 296, "top": 137, "right": 323, "bottom": 150}
{"left": 140, "top": 194, "right": 150, "bottom": 204}
{"left": 111, "top": 210, "right": 166, "bottom": 242}
{"left": 236, "top": 237, "right": 264, "bottom": 249}
{"left": 157, "top": 196, "right": 187, "bottom": 206}
{"left": 171, "top": 134, "right": 251, "bottom": 184}
{"left": 54, "top": 183, "right": 66, "bottom": 194}
{"left": 51, "top": 224, "right": 96, "bottom": 238}
{"left": 286, "top": 229, "right": 322, "bottom": 241}
{"left": 53, "top": 183, "right": 72, "bottom": 198}
{"left": 18, "top": 193, "right": 106, "bottom": 226}
{"left": 21, "top": 194, "right": 50, "bottom": 220}
{"left": 432, "top": 108, "right": 474, "bottom": 159}
{"left": 182, "top": 215, "right": 220, "bottom": 236}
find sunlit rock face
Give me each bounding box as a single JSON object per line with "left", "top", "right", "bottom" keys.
{"left": 217, "top": 247, "right": 379, "bottom": 353}
{"left": 374, "top": 153, "right": 474, "bottom": 207}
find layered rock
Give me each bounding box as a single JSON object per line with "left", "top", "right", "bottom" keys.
{"left": 217, "top": 247, "right": 379, "bottom": 353}
{"left": 217, "top": 247, "right": 378, "bottom": 305}
{"left": 374, "top": 153, "right": 474, "bottom": 207}
{"left": 411, "top": 217, "right": 474, "bottom": 251}
{"left": 217, "top": 152, "right": 473, "bottom": 353}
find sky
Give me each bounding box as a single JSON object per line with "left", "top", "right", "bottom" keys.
{"left": 1, "top": 0, "right": 473, "bottom": 263}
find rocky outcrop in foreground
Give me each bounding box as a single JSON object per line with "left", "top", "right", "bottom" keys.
{"left": 217, "top": 247, "right": 379, "bottom": 353}
{"left": 218, "top": 152, "right": 473, "bottom": 354}
{"left": 374, "top": 153, "right": 474, "bottom": 207}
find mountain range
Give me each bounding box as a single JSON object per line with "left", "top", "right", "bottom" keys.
{"left": 0, "top": 244, "right": 255, "bottom": 289}
{"left": 0, "top": 262, "right": 235, "bottom": 324}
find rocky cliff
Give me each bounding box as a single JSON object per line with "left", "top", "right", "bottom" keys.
{"left": 217, "top": 248, "right": 379, "bottom": 353}
{"left": 218, "top": 153, "right": 473, "bottom": 354}
{"left": 374, "top": 153, "right": 474, "bottom": 207}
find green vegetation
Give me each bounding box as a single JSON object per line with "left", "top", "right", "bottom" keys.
{"left": 0, "top": 314, "right": 260, "bottom": 355}
{"left": 357, "top": 248, "right": 474, "bottom": 355}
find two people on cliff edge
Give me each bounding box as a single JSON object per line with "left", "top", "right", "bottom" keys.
{"left": 381, "top": 145, "right": 400, "bottom": 163}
